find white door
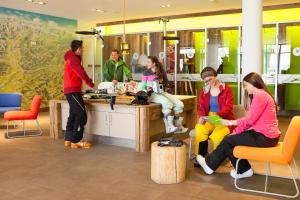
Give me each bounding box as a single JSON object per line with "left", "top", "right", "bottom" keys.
{"left": 109, "top": 112, "right": 136, "bottom": 140}
{"left": 86, "top": 111, "right": 109, "bottom": 136}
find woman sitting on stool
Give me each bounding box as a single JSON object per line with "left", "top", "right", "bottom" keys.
{"left": 195, "top": 67, "right": 234, "bottom": 158}
{"left": 196, "top": 72, "right": 281, "bottom": 179}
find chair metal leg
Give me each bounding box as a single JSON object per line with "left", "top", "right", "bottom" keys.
{"left": 234, "top": 158, "right": 299, "bottom": 198}
{"left": 6, "top": 120, "right": 10, "bottom": 139}
{"left": 23, "top": 120, "right": 25, "bottom": 136}
{"left": 264, "top": 162, "right": 270, "bottom": 192}
{"left": 35, "top": 119, "right": 43, "bottom": 136}
{"left": 13, "top": 121, "right": 17, "bottom": 129}
{"left": 5, "top": 119, "right": 43, "bottom": 139}
{"left": 293, "top": 158, "right": 299, "bottom": 179}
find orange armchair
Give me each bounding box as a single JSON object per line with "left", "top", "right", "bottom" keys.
{"left": 233, "top": 116, "right": 300, "bottom": 198}
{"left": 4, "top": 95, "right": 43, "bottom": 139}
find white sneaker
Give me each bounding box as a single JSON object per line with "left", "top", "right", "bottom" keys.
{"left": 230, "top": 168, "right": 254, "bottom": 179}
{"left": 163, "top": 117, "right": 178, "bottom": 134}
{"left": 196, "top": 155, "right": 214, "bottom": 175}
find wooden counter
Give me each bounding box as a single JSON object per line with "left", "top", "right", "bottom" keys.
{"left": 49, "top": 95, "right": 197, "bottom": 152}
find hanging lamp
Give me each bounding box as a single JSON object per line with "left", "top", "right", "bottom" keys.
{"left": 121, "top": 0, "right": 130, "bottom": 55}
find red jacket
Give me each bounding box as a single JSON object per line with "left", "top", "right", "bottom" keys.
{"left": 198, "top": 83, "right": 234, "bottom": 120}
{"left": 64, "top": 50, "right": 94, "bottom": 94}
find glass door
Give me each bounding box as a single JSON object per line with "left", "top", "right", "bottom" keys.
{"left": 126, "top": 33, "right": 149, "bottom": 76}
{"left": 207, "top": 27, "right": 239, "bottom": 104}
{"left": 176, "top": 30, "right": 206, "bottom": 96}
{"left": 262, "top": 24, "right": 277, "bottom": 99}
{"left": 277, "top": 22, "right": 300, "bottom": 115}
{"left": 149, "top": 31, "right": 176, "bottom": 93}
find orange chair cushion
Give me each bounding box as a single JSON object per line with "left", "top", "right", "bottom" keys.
{"left": 4, "top": 111, "right": 36, "bottom": 120}
{"left": 233, "top": 142, "right": 289, "bottom": 165}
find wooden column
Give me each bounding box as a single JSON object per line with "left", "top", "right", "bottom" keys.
{"left": 139, "top": 106, "right": 150, "bottom": 152}
{"left": 49, "top": 100, "right": 63, "bottom": 139}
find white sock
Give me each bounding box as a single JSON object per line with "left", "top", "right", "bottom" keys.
{"left": 230, "top": 168, "right": 254, "bottom": 179}
{"left": 196, "top": 155, "right": 214, "bottom": 175}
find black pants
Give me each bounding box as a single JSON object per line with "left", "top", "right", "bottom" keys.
{"left": 65, "top": 92, "right": 87, "bottom": 143}
{"left": 205, "top": 130, "right": 279, "bottom": 174}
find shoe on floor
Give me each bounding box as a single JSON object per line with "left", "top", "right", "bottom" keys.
{"left": 230, "top": 168, "right": 254, "bottom": 179}
{"left": 196, "top": 155, "right": 214, "bottom": 175}
{"left": 64, "top": 141, "right": 71, "bottom": 147}
{"left": 71, "top": 141, "right": 92, "bottom": 149}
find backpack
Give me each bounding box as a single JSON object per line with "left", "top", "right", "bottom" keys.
{"left": 131, "top": 91, "right": 149, "bottom": 105}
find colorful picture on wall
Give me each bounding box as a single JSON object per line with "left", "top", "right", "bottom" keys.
{"left": 0, "top": 7, "right": 77, "bottom": 108}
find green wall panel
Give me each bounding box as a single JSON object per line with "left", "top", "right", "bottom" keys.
{"left": 285, "top": 26, "right": 300, "bottom": 110}
{"left": 222, "top": 30, "right": 239, "bottom": 74}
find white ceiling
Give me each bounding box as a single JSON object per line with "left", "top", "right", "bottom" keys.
{"left": 1, "top": 0, "right": 299, "bottom": 24}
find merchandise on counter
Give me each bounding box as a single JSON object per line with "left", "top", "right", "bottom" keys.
{"left": 131, "top": 91, "right": 149, "bottom": 105}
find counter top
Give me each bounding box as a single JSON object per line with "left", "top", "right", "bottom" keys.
{"left": 50, "top": 95, "right": 197, "bottom": 108}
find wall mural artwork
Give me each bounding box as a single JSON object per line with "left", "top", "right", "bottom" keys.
{"left": 0, "top": 7, "right": 77, "bottom": 108}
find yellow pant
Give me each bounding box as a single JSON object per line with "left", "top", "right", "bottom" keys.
{"left": 194, "top": 122, "right": 230, "bottom": 155}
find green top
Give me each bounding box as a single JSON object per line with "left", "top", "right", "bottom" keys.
{"left": 103, "top": 58, "right": 133, "bottom": 82}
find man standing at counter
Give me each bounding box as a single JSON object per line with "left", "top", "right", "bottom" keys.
{"left": 103, "top": 49, "right": 133, "bottom": 83}
{"left": 64, "top": 40, "right": 94, "bottom": 149}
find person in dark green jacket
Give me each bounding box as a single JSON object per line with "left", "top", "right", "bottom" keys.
{"left": 103, "top": 49, "right": 133, "bottom": 82}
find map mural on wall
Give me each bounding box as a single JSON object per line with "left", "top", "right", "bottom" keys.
{"left": 0, "top": 7, "right": 77, "bottom": 108}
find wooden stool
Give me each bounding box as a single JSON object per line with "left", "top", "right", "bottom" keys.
{"left": 151, "top": 141, "right": 186, "bottom": 184}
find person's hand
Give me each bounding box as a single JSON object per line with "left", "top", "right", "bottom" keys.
{"left": 211, "top": 79, "right": 221, "bottom": 87}
{"left": 88, "top": 81, "right": 94, "bottom": 88}
{"left": 129, "top": 80, "right": 136, "bottom": 86}
{"left": 220, "top": 119, "right": 234, "bottom": 126}
{"left": 112, "top": 80, "right": 118, "bottom": 85}
{"left": 198, "top": 117, "right": 205, "bottom": 124}
{"left": 146, "top": 86, "right": 152, "bottom": 91}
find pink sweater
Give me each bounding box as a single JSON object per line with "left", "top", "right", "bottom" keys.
{"left": 233, "top": 89, "right": 281, "bottom": 139}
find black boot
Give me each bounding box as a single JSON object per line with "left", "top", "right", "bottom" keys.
{"left": 194, "top": 140, "right": 209, "bottom": 168}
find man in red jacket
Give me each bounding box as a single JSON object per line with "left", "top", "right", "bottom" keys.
{"left": 64, "top": 40, "right": 94, "bottom": 149}
{"left": 194, "top": 67, "right": 235, "bottom": 157}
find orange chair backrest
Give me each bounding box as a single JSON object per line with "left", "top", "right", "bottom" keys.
{"left": 282, "top": 116, "right": 300, "bottom": 163}
{"left": 30, "top": 95, "right": 42, "bottom": 118}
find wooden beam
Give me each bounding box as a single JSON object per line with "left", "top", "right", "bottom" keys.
{"left": 96, "top": 3, "right": 300, "bottom": 27}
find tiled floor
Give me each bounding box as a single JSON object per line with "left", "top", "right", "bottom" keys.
{"left": 0, "top": 113, "right": 298, "bottom": 200}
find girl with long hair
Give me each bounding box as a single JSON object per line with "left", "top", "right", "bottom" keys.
{"left": 141, "top": 56, "right": 187, "bottom": 134}
{"left": 196, "top": 72, "right": 281, "bottom": 179}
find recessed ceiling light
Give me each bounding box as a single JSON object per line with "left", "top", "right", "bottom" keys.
{"left": 25, "top": 0, "right": 46, "bottom": 5}
{"left": 160, "top": 4, "right": 171, "bottom": 8}
{"left": 94, "top": 8, "right": 105, "bottom": 13}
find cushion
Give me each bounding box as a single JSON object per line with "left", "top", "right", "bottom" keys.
{"left": 0, "top": 93, "right": 22, "bottom": 107}
{"left": 0, "top": 107, "right": 21, "bottom": 115}
{"left": 4, "top": 111, "right": 36, "bottom": 120}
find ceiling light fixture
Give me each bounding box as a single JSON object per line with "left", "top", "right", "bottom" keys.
{"left": 95, "top": 8, "right": 105, "bottom": 13}
{"left": 121, "top": 0, "right": 130, "bottom": 55}
{"left": 25, "top": 0, "right": 47, "bottom": 5}
{"left": 37, "top": 1, "right": 46, "bottom": 5}
{"left": 160, "top": 4, "right": 171, "bottom": 8}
